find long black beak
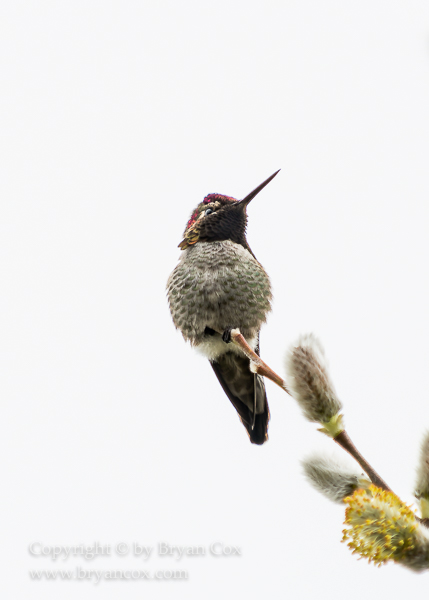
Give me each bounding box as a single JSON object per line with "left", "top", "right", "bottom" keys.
{"left": 238, "top": 169, "right": 280, "bottom": 207}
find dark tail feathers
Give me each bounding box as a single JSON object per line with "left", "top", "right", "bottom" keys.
{"left": 210, "top": 351, "right": 270, "bottom": 445}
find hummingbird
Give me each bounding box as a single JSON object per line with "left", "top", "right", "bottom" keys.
{"left": 166, "top": 170, "right": 279, "bottom": 444}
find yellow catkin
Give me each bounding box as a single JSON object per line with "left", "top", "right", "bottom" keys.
{"left": 342, "top": 485, "right": 425, "bottom": 567}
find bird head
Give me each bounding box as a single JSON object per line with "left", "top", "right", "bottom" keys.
{"left": 178, "top": 170, "right": 280, "bottom": 250}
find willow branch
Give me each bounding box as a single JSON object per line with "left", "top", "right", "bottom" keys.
{"left": 228, "top": 328, "right": 428, "bottom": 520}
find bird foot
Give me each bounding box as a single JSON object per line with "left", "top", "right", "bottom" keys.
{"left": 222, "top": 327, "right": 234, "bottom": 344}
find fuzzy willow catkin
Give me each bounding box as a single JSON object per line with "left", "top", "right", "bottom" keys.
{"left": 285, "top": 333, "right": 342, "bottom": 425}
{"left": 303, "top": 455, "right": 369, "bottom": 504}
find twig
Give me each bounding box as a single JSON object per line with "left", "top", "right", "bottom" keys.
{"left": 229, "top": 329, "right": 291, "bottom": 394}
{"left": 333, "top": 431, "right": 391, "bottom": 492}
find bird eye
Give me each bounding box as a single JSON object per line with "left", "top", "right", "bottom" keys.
{"left": 205, "top": 208, "right": 213, "bottom": 216}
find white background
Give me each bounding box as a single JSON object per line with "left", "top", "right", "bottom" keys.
{"left": 2, "top": 1, "right": 429, "bottom": 597}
